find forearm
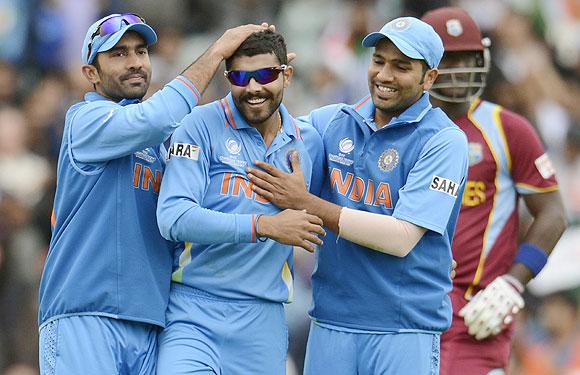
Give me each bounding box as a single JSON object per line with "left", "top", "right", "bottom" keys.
{"left": 72, "top": 79, "right": 199, "bottom": 162}
{"left": 510, "top": 195, "right": 567, "bottom": 284}
{"left": 158, "top": 203, "right": 255, "bottom": 244}
{"left": 296, "top": 193, "right": 342, "bottom": 233}
{"left": 338, "top": 207, "right": 426, "bottom": 257}
{"left": 179, "top": 44, "right": 224, "bottom": 99}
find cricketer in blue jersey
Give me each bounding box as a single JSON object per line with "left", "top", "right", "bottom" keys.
{"left": 37, "top": 13, "right": 272, "bottom": 375}
{"left": 247, "top": 17, "right": 469, "bottom": 374}
{"left": 155, "top": 30, "right": 325, "bottom": 375}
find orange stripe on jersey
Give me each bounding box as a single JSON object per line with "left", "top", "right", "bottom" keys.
{"left": 224, "top": 99, "right": 238, "bottom": 129}
{"left": 51, "top": 209, "right": 56, "bottom": 228}
{"left": 291, "top": 118, "right": 302, "bottom": 140}
{"left": 218, "top": 100, "right": 230, "bottom": 128}
{"left": 175, "top": 77, "right": 200, "bottom": 100}
{"left": 354, "top": 96, "right": 371, "bottom": 111}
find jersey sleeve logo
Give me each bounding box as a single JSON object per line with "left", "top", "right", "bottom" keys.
{"left": 534, "top": 153, "right": 555, "bottom": 179}
{"left": 167, "top": 143, "right": 200, "bottom": 161}
{"left": 430, "top": 176, "right": 460, "bottom": 197}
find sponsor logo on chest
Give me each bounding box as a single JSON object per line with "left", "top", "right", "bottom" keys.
{"left": 328, "top": 137, "right": 355, "bottom": 166}
{"left": 134, "top": 149, "right": 156, "bottom": 163}
{"left": 219, "top": 138, "right": 247, "bottom": 168}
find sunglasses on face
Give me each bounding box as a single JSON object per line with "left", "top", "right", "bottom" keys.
{"left": 87, "top": 13, "right": 146, "bottom": 62}
{"left": 224, "top": 65, "right": 287, "bottom": 86}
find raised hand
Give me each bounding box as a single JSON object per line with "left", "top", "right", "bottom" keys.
{"left": 212, "top": 24, "right": 272, "bottom": 60}
{"left": 257, "top": 209, "right": 326, "bottom": 253}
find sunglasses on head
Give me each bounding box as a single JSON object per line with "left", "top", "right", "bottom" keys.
{"left": 224, "top": 65, "right": 287, "bottom": 87}
{"left": 87, "top": 13, "right": 146, "bottom": 62}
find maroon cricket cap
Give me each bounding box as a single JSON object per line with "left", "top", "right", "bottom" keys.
{"left": 421, "top": 7, "right": 484, "bottom": 52}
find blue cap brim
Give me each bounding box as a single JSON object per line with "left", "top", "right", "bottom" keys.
{"left": 362, "top": 32, "right": 424, "bottom": 62}
{"left": 86, "top": 23, "right": 157, "bottom": 64}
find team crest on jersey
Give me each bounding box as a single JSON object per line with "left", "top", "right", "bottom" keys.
{"left": 430, "top": 176, "right": 460, "bottom": 197}
{"left": 534, "top": 153, "right": 555, "bottom": 179}
{"left": 167, "top": 143, "right": 200, "bottom": 161}
{"left": 225, "top": 138, "right": 242, "bottom": 155}
{"left": 468, "top": 142, "right": 483, "bottom": 166}
{"left": 134, "top": 149, "right": 156, "bottom": 163}
{"left": 339, "top": 138, "right": 355, "bottom": 154}
{"left": 446, "top": 19, "right": 463, "bottom": 37}
{"left": 285, "top": 148, "right": 298, "bottom": 169}
{"left": 378, "top": 148, "right": 399, "bottom": 172}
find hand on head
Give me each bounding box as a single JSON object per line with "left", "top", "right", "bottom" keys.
{"left": 214, "top": 23, "right": 275, "bottom": 60}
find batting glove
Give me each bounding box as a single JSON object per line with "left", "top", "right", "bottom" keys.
{"left": 459, "top": 274, "right": 525, "bottom": 340}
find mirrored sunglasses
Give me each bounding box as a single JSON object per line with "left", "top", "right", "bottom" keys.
{"left": 224, "top": 65, "right": 287, "bottom": 86}
{"left": 87, "top": 13, "right": 146, "bottom": 62}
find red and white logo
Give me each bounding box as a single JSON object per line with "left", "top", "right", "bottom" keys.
{"left": 534, "top": 153, "right": 555, "bottom": 179}
{"left": 446, "top": 19, "right": 463, "bottom": 37}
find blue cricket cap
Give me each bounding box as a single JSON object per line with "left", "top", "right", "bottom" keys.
{"left": 362, "top": 16, "right": 444, "bottom": 69}
{"left": 81, "top": 14, "right": 158, "bottom": 65}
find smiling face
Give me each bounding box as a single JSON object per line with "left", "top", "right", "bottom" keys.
{"left": 84, "top": 31, "right": 152, "bottom": 101}
{"left": 367, "top": 38, "right": 438, "bottom": 126}
{"left": 229, "top": 53, "right": 291, "bottom": 128}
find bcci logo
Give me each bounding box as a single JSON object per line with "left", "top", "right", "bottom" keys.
{"left": 338, "top": 138, "right": 355, "bottom": 154}
{"left": 389, "top": 18, "right": 411, "bottom": 32}
{"left": 225, "top": 138, "right": 241, "bottom": 155}
{"left": 378, "top": 148, "right": 399, "bottom": 172}
{"left": 446, "top": 19, "right": 464, "bottom": 37}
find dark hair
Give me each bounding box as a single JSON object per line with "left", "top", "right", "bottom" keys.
{"left": 225, "top": 30, "right": 287, "bottom": 70}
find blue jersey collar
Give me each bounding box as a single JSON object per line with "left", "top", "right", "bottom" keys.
{"left": 221, "top": 93, "right": 300, "bottom": 139}
{"left": 353, "top": 92, "right": 433, "bottom": 128}
{"left": 84, "top": 92, "right": 141, "bottom": 106}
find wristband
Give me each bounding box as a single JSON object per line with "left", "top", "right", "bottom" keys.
{"left": 514, "top": 243, "right": 548, "bottom": 277}
{"left": 254, "top": 214, "right": 268, "bottom": 242}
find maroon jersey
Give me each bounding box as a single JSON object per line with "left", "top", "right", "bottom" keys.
{"left": 452, "top": 99, "right": 558, "bottom": 296}
{"left": 441, "top": 99, "right": 559, "bottom": 374}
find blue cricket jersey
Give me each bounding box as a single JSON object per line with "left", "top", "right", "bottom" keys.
{"left": 38, "top": 77, "right": 200, "bottom": 328}
{"left": 301, "top": 93, "right": 469, "bottom": 332}
{"left": 157, "top": 93, "right": 323, "bottom": 303}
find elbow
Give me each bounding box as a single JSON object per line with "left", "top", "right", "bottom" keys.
{"left": 156, "top": 210, "right": 176, "bottom": 242}
{"left": 556, "top": 210, "right": 569, "bottom": 237}
{"left": 372, "top": 241, "right": 413, "bottom": 258}
{"left": 157, "top": 219, "right": 173, "bottom": 242}
{"left": 397, "top": 246, "right": 413, "bottom": 258}
{"left": 390, "top": 244, "right": 413, "bottom": 258}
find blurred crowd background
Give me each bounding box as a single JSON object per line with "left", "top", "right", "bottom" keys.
{"left": 0, "top": 0, "right": 579, "bottom": 374}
